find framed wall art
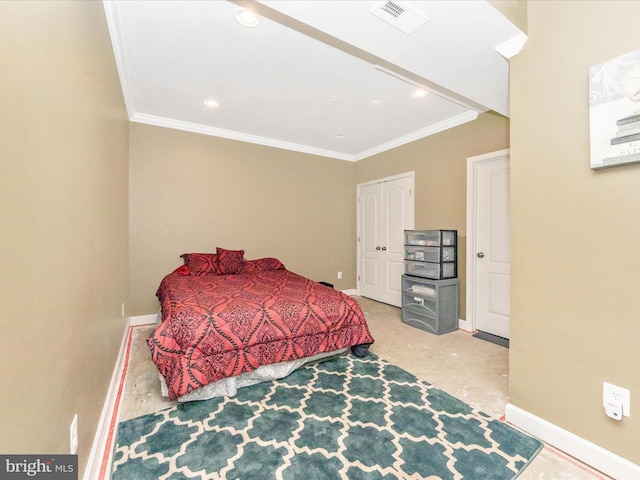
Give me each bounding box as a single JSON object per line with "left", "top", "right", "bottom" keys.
{"left": 589, "top": 49, "right": 640, "bottom": 169}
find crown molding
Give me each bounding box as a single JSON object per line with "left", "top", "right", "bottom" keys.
{"left": 351, "top": 110, "right": 480, "bottom": 161}
{"left": 132, "top": 110, "right": 480, "bottom": 163}
{"left": 103, "top": 1, "right": 137, "bottom": 119}
{"left": 495, "top": 32, "right": 528, "bottom": 60}
{"left": 131, "top": 113, "right": 358, "bottom": 161}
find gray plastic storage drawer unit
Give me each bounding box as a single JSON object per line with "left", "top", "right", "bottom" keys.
{"left": 403, "top": 229, "right": 457, "bottom": 280}
{"left": 401, "top": 275, "right": 459, "bottom": 335}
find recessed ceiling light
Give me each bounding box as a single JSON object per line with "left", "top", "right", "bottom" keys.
{"left": 235, "top": 9, "right": 259, "bottom": 28}
{"left": 370, "top": 99, "right": 383, "bottom": 107}
{"left": 204, "top": 99, "right": 220, "bottom": 108}
{"left": 336, "top": 133, "right": 345, "bottom": 138}
{"left": 412, "top": 89, "right": 428, "bottom": 99}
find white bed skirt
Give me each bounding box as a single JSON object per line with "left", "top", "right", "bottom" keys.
{"left": 159, "top": 348, "right": 348, "bottom": 402}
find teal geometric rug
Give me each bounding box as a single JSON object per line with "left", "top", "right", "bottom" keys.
{"left": 111, "top": 353, "right": 542, "bottom": 479}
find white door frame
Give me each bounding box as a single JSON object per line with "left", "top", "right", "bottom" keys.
{"left": 356, "top": 171, "right": 415, "bottom": 298}
{"left": 465, "top": 148, "right": 510, "bottom": 332}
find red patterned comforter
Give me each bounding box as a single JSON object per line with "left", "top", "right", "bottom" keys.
{"left": 149, "top": 268, "right": 374, "bottom": 400}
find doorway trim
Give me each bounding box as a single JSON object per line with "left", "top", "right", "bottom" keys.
{"left": 465, "top": 148, "right": 510, "bottom": 333}
{"left": 356, "top": 171, "right": 415, "bottom": 298}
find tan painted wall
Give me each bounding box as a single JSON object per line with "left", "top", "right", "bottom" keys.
{"left": 355, "top": 112, "right": 510, "bottom": 319}
{"left": 129, "top": 113, "right": 508, "bottom": 317}
{"left": 0, "top": 0, "right": 129, "bottom": 474}
{"left": 510, "top": 1, "right": 640, "bottom": 464}
{"left": 11, "top": 0, "right": 637, "bottom": 472}
{"left": 129, "top": 124, "right": 357, "bottom": 315}
{"left": 488, "top": 0, "right": 528, "bottom": 34}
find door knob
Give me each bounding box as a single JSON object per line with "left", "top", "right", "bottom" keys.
{"left": 381, "top": 246, "right": 387, "bottom": 251}
{"left": 376, "top": 246, "right": 381, "bottom": 250}
{"left": 477, "top": 252, "right": 485, "bottom": 258}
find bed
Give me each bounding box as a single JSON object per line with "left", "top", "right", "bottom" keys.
{"left": 148, "top": 248, "right": 374, "bottom": 401}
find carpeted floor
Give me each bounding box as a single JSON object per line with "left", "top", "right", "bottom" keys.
{"left": 111, "top": 352, "right": 542, "bottom": 480}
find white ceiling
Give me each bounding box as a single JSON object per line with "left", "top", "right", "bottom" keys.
{"left": 103, "top": 0, "right": 525, "bottom": 161}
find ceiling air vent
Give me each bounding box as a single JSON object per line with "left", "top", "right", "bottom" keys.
{"left": 370, "top": 1, "right": 429, "bottom": 35}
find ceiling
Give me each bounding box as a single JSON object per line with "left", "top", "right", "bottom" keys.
{"left": 103, "top": 0, "right": 526, "bottom": 161}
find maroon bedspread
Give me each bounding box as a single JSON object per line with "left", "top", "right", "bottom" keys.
{"left": 148, "top": 269, "right": 374, "bottom": 400}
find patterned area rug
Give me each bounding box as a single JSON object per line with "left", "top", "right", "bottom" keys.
{"left": 111, "top": 353, "right": 542, "bottom": 479}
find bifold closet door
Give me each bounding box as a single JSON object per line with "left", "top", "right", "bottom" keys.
{"left": 359, "top": 175, "right": 413, "bottom": 307}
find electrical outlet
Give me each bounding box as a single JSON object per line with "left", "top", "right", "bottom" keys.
{"left": 70, "top": 414, "right": 78, "bottom": 454}
{"left": 337, "top": 271, "right": 342, "bottom": 280}
{"left": 603, "top": 382, "right": 631, "bottom": 418}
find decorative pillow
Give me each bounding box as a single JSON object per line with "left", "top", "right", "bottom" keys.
{"left": 172, "top": 265, "right": 191, "bottom": 276}
{"left": 216, "top": 247, "right": 245, "bottom": 274}
{"left": 239, "top": 259, "right": 258, "bottom": 273}
{"left": 241, "top": 257, "right": 285, "bottom": 273}
{"left": 180, "top": 253, "right": 221, "bottom": 276}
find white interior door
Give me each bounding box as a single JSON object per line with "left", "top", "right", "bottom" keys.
{"left": 359, "top": 182, "right": 382, "bottom": 301}
{"left": 468, "top": 151, "right": 511, "bottom": 338}
{"left": 358, "top": 173, "right": 414, "bottom": 307}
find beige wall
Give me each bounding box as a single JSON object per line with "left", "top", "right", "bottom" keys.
{"left": 129, "top": 123, "right": 357, "bottom": 315}
{"left": 488, "top": 0, "right": 528, "bottom": 34}
{"left": 355, "top": 112, "right": 510, "bottom": 319}
{"left": 0, "top": 0, "right": 129, "bottom": 473}
{"left": 510, "top": 1, "right": 640, "bottom": 464}
{"left": 7, "top": 0, "right": 637, "bottom": 473}
{"left": 129, "top": 113, "right": 508, "bottom": 317}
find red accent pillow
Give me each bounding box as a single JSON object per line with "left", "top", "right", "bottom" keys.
{"left": 216, "top": 247, "right": 245, "bottom": 274}
{"left": 173, "top": 265, "right": 191, "bottom": 276}
{"left": 241, "top": 257, "right": 285, "bottom": 272}
{"left": 180, "top": 253, "right": 221, "bottom": 275}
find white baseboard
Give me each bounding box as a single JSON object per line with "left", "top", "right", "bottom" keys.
{"left": 129, "top": 313, "right": 158, "bottom": 326}
{"left": 83, "top": 321, "right": 130, "bottom": 480}
{"left": 342, "top": 289, "right": 358, "bottom": 296}
{"left": 85, "top": 315, "right": 158, "bottom": 478}
{"left": 458, "top": 318, "right": 473, "bottom": 332}
{"left": 505, "top": 403, "right": 640, "bottom": 479}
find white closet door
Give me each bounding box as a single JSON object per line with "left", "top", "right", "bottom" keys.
{"left": 358, "top": 174, "right": 414, "bottom": 307}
